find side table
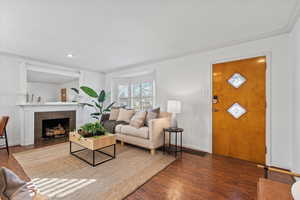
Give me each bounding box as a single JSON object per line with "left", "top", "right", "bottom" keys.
{"left": 163, "top": 128, "right": 184, "bottom": 157}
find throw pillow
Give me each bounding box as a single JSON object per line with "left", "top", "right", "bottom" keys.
{"left": 117, "top": 108, "right": 135, "bottom": 123}
{"left": 109, "top": 107, "right": 120, "bottom": 120}
{"left": 130, "top": 111, "right": 147, "bottom": 128}
{"left": 0, "top": 167, "right": 32, "bottom": 200}
{"left": 145, "top": 107, "right": 160, "bottom": 126}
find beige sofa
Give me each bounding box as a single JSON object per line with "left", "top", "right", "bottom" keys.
{"left": 115, "top": 112, "right": 171, "bottom": 154}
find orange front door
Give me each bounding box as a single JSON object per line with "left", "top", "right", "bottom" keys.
{"left": 212, "top": 56, "right": 266, "bottom": 164}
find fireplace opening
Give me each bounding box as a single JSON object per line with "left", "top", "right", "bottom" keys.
{"left": 34, "top": 111, "right": 76, "bottom": 143}
{"left": 42, "top": 118, "right": 70, "bottom": 139}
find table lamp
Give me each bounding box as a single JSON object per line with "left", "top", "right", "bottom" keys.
{"left": 167, "top": 100, "right": 181, "bottom": 128}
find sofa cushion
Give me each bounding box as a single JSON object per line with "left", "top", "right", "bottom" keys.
{"left": 117, "top": 109, "right": 135, "bottom": 123}
{"left": 130, "top": 111, "right": 147, "bottom": 128}
{"left": 109, "top": 108, "right": 120, "bottom": 120}
{"left": 115, "top": 124, "right": 123, "bottom": 133}
{"left": 145, "top": 107, "right": 160, "bottom": 126}
{"left": 121, "top": 125, "right": 149, "bottom": 139}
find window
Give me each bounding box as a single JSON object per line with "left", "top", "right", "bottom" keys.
{"left": 118, "top": 84, "right": 130, "bottom": 106}
{"left": 117, "top": 80, "right": 155, "bottom": 110}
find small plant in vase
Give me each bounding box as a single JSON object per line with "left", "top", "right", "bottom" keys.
{"left": 78, "top": 121, "right": 106, "bottom": 138}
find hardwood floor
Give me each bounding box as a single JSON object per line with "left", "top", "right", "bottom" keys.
{"left": 0, "top": 140, "right": 294, "bottom": 200}
{"left": 126, "top": 153, "right": 293, "bottom": 200}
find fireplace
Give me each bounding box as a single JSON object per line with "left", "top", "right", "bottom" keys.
{"left": 42, "top": 118, "right": 69, "bottom": 138}
{"left": 34, "top": 111, "right": 76, "bottom": 142}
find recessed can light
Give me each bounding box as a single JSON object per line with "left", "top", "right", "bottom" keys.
{"left": 67, "top": 54, "right": 73, "bottom": 58}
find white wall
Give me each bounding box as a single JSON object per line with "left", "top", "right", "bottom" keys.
{"left": 106, "top": 34, "right": 292, "bottom": 169}
{"left": 290, "top": 17, "right": 300, "bottom": 173}
{"left": 0, "top": 54, "right": 105, "bottom": 146}
{"left": 27, "top": 80, "right": 80, "bottom": 103}
{"left": 27, "top": 82, "right": 60, "bottom": 102}
{"left": 0, "top": 55, "right": 23, "bottom": 146}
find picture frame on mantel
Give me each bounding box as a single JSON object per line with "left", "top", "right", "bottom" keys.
{"left": 61, "top": 88, "right": 67, "bottom": 102}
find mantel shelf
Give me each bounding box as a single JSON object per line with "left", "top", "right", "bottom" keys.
{"left": 17, "top": 102, "right": 82, "bottom": 107}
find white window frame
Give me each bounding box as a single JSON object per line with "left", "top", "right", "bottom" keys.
{"left": 113, "top": 73, "right": 156, "bottom": 110}
{"left": 130, "top": 80, "right": 155, "bottom": 110}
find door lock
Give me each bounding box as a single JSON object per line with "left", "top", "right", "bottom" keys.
{"left": 213, "top": 95, "right": 218, "bottom": 104}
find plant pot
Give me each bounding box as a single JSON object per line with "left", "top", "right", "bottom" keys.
{"left": 78, "top": 129, "right": 94, "bottom": 138}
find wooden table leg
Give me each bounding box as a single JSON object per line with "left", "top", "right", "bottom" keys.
{"left": 175, "top": 132, "right": 178, "bottom": 157}
{"left": 181, "top": 131, "right": 183, "bottom": 157}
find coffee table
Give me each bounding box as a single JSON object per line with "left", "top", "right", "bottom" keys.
{"left": 69, "top": 131, "right": 116, "bottom": 167}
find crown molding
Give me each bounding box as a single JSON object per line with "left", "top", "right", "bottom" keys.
{"left": 103, "top": 31, "right": 285, "bottom": 74}
{"left": 285, "top": 0, "right": 300, "bottom": 32}
{"left": 104, "top": 0, "right": 300, "bottom": 74}
{"left": 104, "top": 30, "right": 292, "bottom": 74}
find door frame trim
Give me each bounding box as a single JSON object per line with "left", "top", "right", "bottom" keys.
{"left": 209, "top": 52, "right": 272, "bottom": 165}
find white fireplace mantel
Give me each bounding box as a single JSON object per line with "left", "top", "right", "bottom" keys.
{"left": 18, "top": 103, "right": 84, "bottom": 146}
{"left": 18, "top": 102, "right": 81, "bottom": 108}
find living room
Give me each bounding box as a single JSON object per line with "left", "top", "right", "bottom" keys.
{"left": 1, "top": 1, "right": 300, "bottom": 200}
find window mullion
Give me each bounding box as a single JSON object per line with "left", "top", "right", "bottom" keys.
{"left": 152, "top": 80, "right": 155, "bottom": 108}
{"left": 129, "top": 82, "right": 132, "bottom": 108}
{"left": 140, "top": 82, "right": 142, "bottom": 110}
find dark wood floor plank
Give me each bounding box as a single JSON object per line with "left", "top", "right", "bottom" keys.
{"left": 0, "top": 139, "right": 294, "bottom": 200}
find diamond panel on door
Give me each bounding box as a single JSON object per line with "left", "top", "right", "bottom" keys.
{"left": 228, "top": 73, "right": 246, "bottom": 88}
{"left": 227, "top": 103, "right": 246, "bottom": 119}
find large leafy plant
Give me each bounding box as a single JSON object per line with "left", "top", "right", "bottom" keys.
{"left": 70, "top": 88, "right": 80, "bottom": 102}
{"left": 80, "top": 86, "right": 115, "bottom": 121}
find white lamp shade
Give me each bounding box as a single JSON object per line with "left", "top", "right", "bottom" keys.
{"left": 167, "top": 100, "right": 181, "bottom": 114}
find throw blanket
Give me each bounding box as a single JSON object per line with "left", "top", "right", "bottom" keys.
{"left": 102, "top": 120, "right": 128, "bottom": 134}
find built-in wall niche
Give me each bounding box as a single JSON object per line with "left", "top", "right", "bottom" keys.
{"left": 26, "top": 68, "right": 80, "bottom": 104}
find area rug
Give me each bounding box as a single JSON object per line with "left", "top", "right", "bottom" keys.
{"left": 13, "top": 143, "right": 175, "bottom": 200}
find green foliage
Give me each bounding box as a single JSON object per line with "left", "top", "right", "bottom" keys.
{"left": 80, "top": 121, "right": 105, "bottom": 134}
{"left": 80, "top": 121, "right": 106, "bottom": 136}
{"left": 80, "top": 86, "right": 115, "bottom": 121}
{"left": 104, "top": 102, "right": 115, "bottom": 112}
{"left": 80, "top": 103, "right": 94, "bottom": 107}
{"left": 70, "top": 88, "right": 79, "bottom": 94}
{"left": 80, "top": 86, "right": 98, "bottom": 98}
{"left": 98, "top": 90, "right": 106, "bottom": 102}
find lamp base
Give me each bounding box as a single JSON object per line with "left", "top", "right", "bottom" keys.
{"left": 170, "top": 113, "right": 178, "bottom": 128}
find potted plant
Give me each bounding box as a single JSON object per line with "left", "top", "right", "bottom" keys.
{"left": 78, "top": 121, "right": 106, "bottom": 138}
{"left": 77, "top": 86, "right": 115, "bottom": 137}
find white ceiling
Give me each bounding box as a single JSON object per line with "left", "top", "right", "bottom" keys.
{"left": 0, "top": 0, "right": 299, "bottom": 73}
{"left": 27, "top": 70, "right": 78, "bottom": 84}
